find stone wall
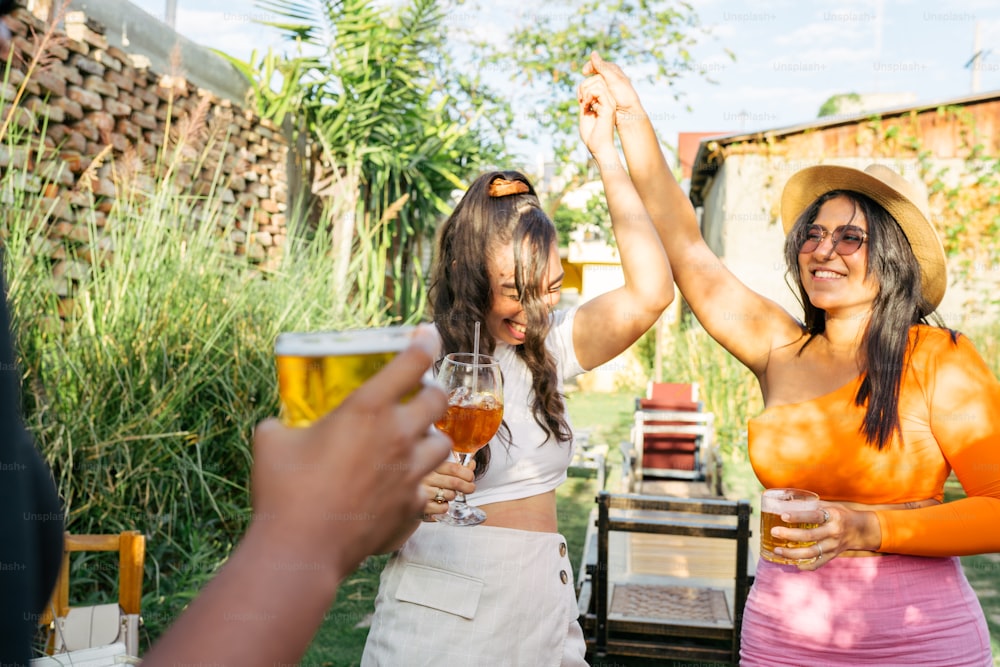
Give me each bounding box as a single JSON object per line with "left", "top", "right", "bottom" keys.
{"left": 0, "top": 3, "right": 290, "bottom": 288}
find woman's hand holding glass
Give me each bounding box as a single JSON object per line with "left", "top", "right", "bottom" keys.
{"left": 431, "top": 353, "right": 503, "bottom": 527}
{"left": 420, "top": 460, "right": 476, "bottom": 521}
{"left": 773, "top": 497, "right": 942, "bottom": 570}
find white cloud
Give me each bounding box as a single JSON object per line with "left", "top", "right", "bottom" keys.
{"left": 792, "top": 45, "right": 879, "bottom": 67}
{"left": 705, "top": 22, "right": 738, "bottom": 39}
{"left": 171, "top": 7, "right": 284, "bottom": 60}
{"left": 772, "top": 19, "right": 870, "bottom": 47}
{"left": 977, "top": 18, "right": 1000, "bottom": 41}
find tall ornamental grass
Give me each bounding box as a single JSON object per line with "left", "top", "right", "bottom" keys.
{"left": 2, "top": 107, "right": 406, "bottom": 643}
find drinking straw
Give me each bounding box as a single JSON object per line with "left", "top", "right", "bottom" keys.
{"left": 472, "top": 321, "right": 480, "bottom": 392}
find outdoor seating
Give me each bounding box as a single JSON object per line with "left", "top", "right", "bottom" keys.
{"left": 644, "top": 380, "right": 701, "bottom": 407}
{"left": 577, "top": 492, "right": 752, "bottom": 666}
{"left": 32, "top": 531, "right": 145, "bottom": 666}
{"left": 621, "top": 382, "right": 722, "bottom": 495}
{"left": 568, "top": 427, "right": 609, "bottom": 490}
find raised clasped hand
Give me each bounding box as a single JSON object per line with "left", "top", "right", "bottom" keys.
{"left": 577, "top": 72, "right": 617, "bottom": 156}
{"left": 581, "top": 51, "right": 643, "bottom": 126}
{"left": 772, "top": 497, "right": 941, "bottom": 571}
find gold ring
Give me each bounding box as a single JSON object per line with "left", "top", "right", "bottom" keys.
{"left": 433, "top": 488, "right": 446, "bottom": 504}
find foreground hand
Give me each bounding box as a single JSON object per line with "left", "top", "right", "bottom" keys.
{"left": 249, "top": 324, "right": 451, "bottom": 575}
{"left": 774, "top": 498, "right": 942, "bottom": 570}
{"left": 421, "top": 458, "right": 477, "bottom": 520}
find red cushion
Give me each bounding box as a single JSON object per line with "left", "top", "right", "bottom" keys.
{"left": 637, "top": 397, "right": 701, "bottom": 412}
{"left": 647, "top": 382, "right": 696, "bottom": 404}
{"left": 642, "top": 435, "right": 697, "bottom": 470}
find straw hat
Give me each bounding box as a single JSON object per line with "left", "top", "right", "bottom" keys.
{"left": 781, "top": 163, "right": 947, "bottom": 309}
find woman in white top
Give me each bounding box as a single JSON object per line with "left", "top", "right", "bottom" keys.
{"left": 361, "top": 74, "right": 673, "bottom": 666}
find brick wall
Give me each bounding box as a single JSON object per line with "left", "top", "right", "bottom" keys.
{"left": 0, "top": 5, "right": 290, "bottom": 282}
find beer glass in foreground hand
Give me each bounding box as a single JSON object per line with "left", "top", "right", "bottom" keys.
{"left": 433, "top": 353, "right": 504, "bottom": 527}
{"left": 760, "top": 488, "right": 820, "bottom": 564}
{"left": 275, "top": 326, "right": 415, "bottom": 428}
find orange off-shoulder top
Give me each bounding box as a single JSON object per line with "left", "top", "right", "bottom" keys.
{"left": 749, "top": 325, "right": 1000, "bottom": 556}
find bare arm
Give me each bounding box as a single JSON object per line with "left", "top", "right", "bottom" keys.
{"left": 572, "top": 73, "right": 674, "bottom": 371}
{"left": 142, "top": 328, "right": 451, "bottom": 666}
{"left": 583, "top": 52, "right": 802, "bottom": 376}
{"left": 140, "top": 523, "right": 341, "bottom": 667}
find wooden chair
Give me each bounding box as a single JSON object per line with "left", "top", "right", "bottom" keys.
{"left": 33, "top": 531, "right": 145, "bottom": 666}
{"left": 578, "top": 492, "right": 752, "bottom": 666}
{"left": 645, "top": 380, "right": 700, "bottom": 406}
{"left": 621, "top": 386, "right": 721, "bottom": 495}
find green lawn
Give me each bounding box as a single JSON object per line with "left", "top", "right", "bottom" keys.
{"left": 965, "top": 553, "right": 1000, "bottom": 663}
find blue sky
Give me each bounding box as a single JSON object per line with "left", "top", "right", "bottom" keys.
{"left": 129, "top": 0, "right": 1000, "bottom": 167}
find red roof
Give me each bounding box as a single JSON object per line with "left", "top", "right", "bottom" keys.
{"left": 678, "top": 131, "right": 733, "bottom": 180}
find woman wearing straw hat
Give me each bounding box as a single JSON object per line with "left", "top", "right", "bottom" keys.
{"left": 583, "top": 52, "right": 999, "bottom": 665}
{"left": 361, "top": 73, "right": 673, "bottom": 666}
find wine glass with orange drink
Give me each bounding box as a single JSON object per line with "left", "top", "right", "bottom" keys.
{"left": 433, "top": 352, "right": 504, "bottom": 526}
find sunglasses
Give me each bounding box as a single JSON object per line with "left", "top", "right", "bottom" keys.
{"left": 798, "top": 224, "right": 868, "bottom": 256}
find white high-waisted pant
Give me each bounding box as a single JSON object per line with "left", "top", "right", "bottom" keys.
{"left": 361, "top": 522, "right": 587, "bottom": 667}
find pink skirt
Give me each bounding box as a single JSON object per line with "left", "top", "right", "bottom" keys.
{"left": 740, "top": 555, "right": 992, "bottom": 666}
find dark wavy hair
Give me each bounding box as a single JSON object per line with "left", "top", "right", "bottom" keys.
{"left": 429, "top": 170, "right": 572, "bottom": 477}
{"left": 783, "top": 190, "right": 948, "bottom": 450}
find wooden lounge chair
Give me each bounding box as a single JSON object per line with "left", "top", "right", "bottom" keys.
{"left": 621, "top": 382, "right": 722, "bottom": 495}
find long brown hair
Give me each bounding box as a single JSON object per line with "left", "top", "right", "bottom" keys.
{"left": 783, "top": 190, "right": 948, "bottom": 450}
{"left": 429, "top": 170, "right": 572, "bottom": 476}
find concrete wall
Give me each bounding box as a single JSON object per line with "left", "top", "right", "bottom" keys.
{"left": 1, "top": 3, "right": 290, "bottom": 298}
{"left": 700, "top": 155, "right": 803, "bottom": 322}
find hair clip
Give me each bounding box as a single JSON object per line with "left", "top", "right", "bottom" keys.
{"left": 488, "top": 178, "right": 530, "bottom": 198}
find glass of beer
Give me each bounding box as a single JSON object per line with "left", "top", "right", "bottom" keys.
{"left": 275, "top": 325, "right": 415, "bottom": 428}
{"left": 433, "top": 353, "right": 504, "bottom": 526}
{"left": 760, "top": 488, "right": 820, "bottom": 564}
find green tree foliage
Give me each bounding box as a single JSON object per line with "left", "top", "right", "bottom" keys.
{"left": 228, "top": 0, "right": 507, "bottom": 319}
{"left": 231, "top": 1, "right": 720, "bottom": 266}
{"left": 552, "top": 191, "right": 611, "bottom": 246}
{"left": 818, "top": 92, "right": 862, "bottom": 117}
{"left": 455, "top": 0, "right": 728, "bottom": 210}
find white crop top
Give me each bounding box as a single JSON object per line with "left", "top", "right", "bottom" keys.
{"left": 465, "top": 306, "right": 586, "bottom": 505}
